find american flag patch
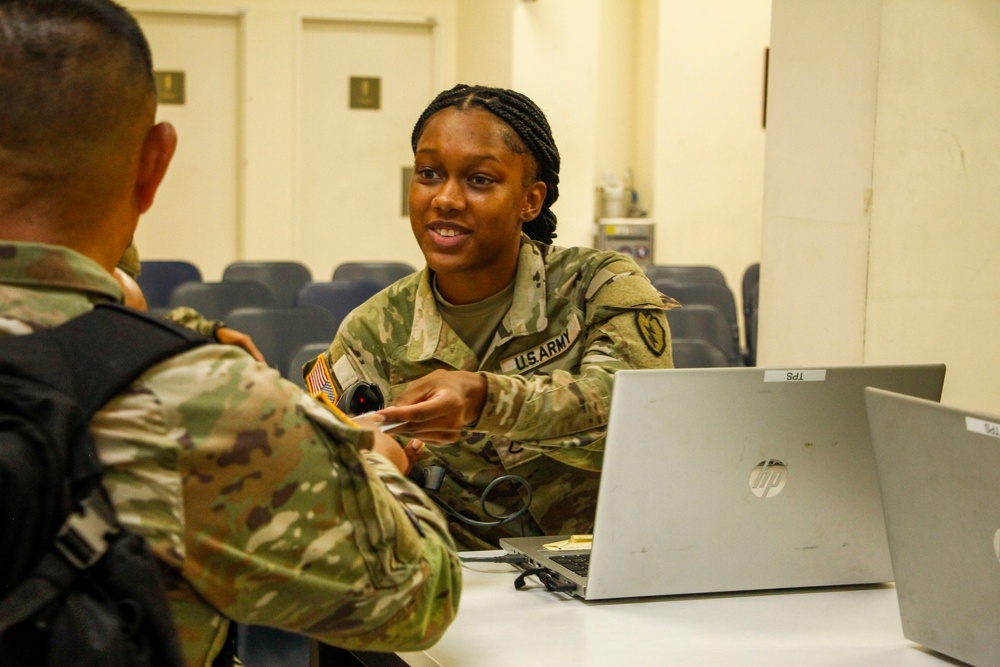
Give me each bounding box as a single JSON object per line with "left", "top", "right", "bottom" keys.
{"left": 305, "top": 356, "right": 338, "bottom": 405}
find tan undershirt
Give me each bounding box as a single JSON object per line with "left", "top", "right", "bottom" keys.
{"left": 433, "top": 276, "right": 515, "bottom": 362}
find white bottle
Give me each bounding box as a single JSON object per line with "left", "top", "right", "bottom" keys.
{"left": 601, "top": 172, "right": 626, "bottom": 218}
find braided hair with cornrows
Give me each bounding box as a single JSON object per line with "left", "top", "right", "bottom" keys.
{"left": 410, "top": 84, "right": 561, "bottom": 244}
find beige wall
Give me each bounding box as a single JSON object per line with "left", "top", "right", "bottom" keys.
{"left": 633, "top": 0, "right": 661, "bottom": 221}
{"left": 758, "top": 0, "right": 882, "bottom": 366}
{"left": 595, "top": 0, "right": 639, "bottom": 217}
{"left": 652, "top": 0, "right": 771, "bottom": 296}
{"left": 510, "top": 0, "right": 602, "bottom": 249}
{"left": 867, "top": 0, "right": 1000, "bottom": 411}
{"left": 126, "top": 0, "right": 771, "bottom": 291}
{"left": 453, "top": 0, "right": 628, "bottom": 243}
{"left": 125, "top": 0, "right": 457, "bottom": 279}
{"left": 761, "top": 0, "right": 1000, "bottom": 411}
{"left": 120, "top": 0, "right": 999, "bottom": 422}
{"left": 456, "top": 0, "right": 514, "bottom": 87}
{"left": 507, "top": 0, "right": 771, "bottom": 278}
{"left": 129, "top": 10, "right": 242, "bottom": 280}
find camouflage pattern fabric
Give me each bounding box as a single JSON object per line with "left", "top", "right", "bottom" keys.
{"left": 320, "top": 235, "right": 677, "bottom": 549}
{"left": 118, "top": 241, "right": 142, "bottom": 279}
{"left": 165, "top": 305, "right": 220, "bottom": 338}
{"left": 116, "top": 243, "right": 219, "bottom": 337}
{"left": 0, "top": 241, "right": 462, "bottom": 667}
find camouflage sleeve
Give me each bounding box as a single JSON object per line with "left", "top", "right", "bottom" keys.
{"left": 167, "top": 347, "right": 461, "bottom": 651}
{"left": 117, "top": 242, "right": 142, "bottom": 279}
{"left": 321, "top": 262, "right": 675, "bottom": 466}
{"left": 322, "top": 307, "right": 399, "bottom": 408}
{"left": 164, "top": 306, "right": 220, "bottom": 338}
{"left": 476, "top": 259, "right": 676, "bottom": 453}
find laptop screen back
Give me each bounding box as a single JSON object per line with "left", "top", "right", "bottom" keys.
{"left": 580, "top": 364, "right": 946, "bottom": 600}
{"left": 865, "top": 387, "right": 1000, "bottom": 667}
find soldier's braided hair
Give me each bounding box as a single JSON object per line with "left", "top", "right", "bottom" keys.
{"left": 410, "top": 84, "right": 560, "bottom": 244}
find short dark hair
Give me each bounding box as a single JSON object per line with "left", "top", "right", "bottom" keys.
{"left": 0, "top": 0, "right": 155, "bottom": 156}
{"left": 411, "top": 84, "right": 561, "bottom": 244}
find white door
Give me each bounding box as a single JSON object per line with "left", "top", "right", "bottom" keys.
{"left": 297, "top": 19, "right": 435, "bottom": 279}
{"left": 132, "top": 12, "right": 242, "bottom": 281}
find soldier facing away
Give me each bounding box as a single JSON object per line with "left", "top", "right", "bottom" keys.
{"left": 0, "top": 1, "right": 461, "bottom": 664}
{"left": 310, "top": 85, "right": 678, "bottom": 549}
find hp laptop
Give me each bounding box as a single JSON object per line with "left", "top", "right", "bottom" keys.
{"left": 865, "top": 387, "right": 1000, "bottom": 667}
{"left": 500, "top": 364, "right": 945, "bottom": 600}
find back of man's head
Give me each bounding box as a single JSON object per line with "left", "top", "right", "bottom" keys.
{"left": 0, "top": 0, "right": 157, "bottom": 223}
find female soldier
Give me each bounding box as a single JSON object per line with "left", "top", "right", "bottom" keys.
{"left": 312, "top": 85, "right": 676, "bottom": 549}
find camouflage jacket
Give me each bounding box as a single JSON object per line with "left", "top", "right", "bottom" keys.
{"left": 320, "top": 236, "right": 675, "bottom": 549}
{"left": 0, "top": 242, "right": 461, "bottom": 666}
{"left": 117, "top": 243, "right": 220, "bottom": 339}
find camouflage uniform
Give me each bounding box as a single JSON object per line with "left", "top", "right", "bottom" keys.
{"left": 320, "top": 236, "right": 676, "bottom": 549}
{"left": 117, "top": 243, "right": 219, "bottom": 339}
{"left": 0, "top": 241, "right": 462, "bottom": 667}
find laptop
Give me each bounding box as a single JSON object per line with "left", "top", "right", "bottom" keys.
{"left": 865, "top": 387, "right": 1000, "bottom": 667}
{"left": 500, "top": 364, "right": 946, "bottom": 600}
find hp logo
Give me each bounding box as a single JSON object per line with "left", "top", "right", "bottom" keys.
{"left": 749, "top": 460, "right": 787, "bottom": 498}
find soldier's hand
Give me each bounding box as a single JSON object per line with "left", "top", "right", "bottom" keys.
{"left": 369, "top": 429, "right": 413, "bottom": 474}
{"left": 403, "top": 438, "right": 425, "bottom": 469}
{"left": 376, "top": 369, "right": 487, "bottom": 444}
{"left": 215, "top": 327, "right": 265, "bottom": 362}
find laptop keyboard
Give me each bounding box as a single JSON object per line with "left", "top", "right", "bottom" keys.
{"left": 550, "top": 553, "right": 590, "bottom": 576}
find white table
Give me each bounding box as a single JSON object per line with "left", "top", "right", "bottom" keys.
{"left": 389, "top": 552, "right": 953, "bottom": 667}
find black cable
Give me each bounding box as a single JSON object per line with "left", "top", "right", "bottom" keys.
{"left": 352, "top": 393, "right": 535, "bottom": 531}
{"left": 459, "top": 554, "right": 529, "bottom": 564}
{"left": 513, "top": 567, "right": 576, "bottom": 593}
{"left": 429, "top": 473, "right": 533, "bottom": 530}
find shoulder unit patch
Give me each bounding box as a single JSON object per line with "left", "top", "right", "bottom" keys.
{"left": 635, "top": 310, "right": 667, "bottom": 357}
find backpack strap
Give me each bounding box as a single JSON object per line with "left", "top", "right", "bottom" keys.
{"left": 0, "top": 303, "right": 208, "bottom": 474}
{"left": 0, "top": 302, "right": 207, "bottom": 410}
{"left": 0, "top": 305, "right": 208, "bottom": 640}
{"left": 38, "top": 303, "right": 209, "bottom": 414}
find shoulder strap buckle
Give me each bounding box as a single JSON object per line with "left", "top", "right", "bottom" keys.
{"left": 54, "top": 490, "right": 120, "bottom": 569}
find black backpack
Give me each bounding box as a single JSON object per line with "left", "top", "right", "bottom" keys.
{"left": 0, "top": 303, "right": 209, "bottom": 666}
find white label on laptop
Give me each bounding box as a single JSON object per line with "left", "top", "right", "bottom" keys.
{"left": 763, "top": 369, "right": 827, "bottom": 383}
{"left": 966, "top": 417, "right": 1000, "bottom": 439}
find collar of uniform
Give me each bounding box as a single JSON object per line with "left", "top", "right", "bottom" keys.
{"left": 500, "top": 235, "right": 549, "bottom": 337}
{"left": 406, "top": 267, "right": 446, "bottom": 362}
{"left": 0, "top": 240, "right": 123, "bottom": 303}
{"left": 404, "top": 235, "right": 549, "bottom": 364}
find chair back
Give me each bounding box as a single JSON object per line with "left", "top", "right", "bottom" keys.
{"left": 286, "top": 342, "right": 331, "bottom": 388}
{"left": 296, "top": 280, "right": 383, "bottom": 323}
{"left": 741, "top": 262, "right": 760, "bottom": 320}
{"left": 745, "top": 306, "right": 759, "bottom": 367}
{"left": 222, "top": 261, "right": 313, "bottom": 307}
{"left": 169, "top": 281, "right": 275, "bottom": 321}
{"left": 665, "top": 304, "right": 741, "bottom": 365}
{"left": 742, "top": 262, "right": 760, "bottom": 365}
{"left": 136, "top": 260, "right": 202, "bottom": 308}
{"left": 332, "top": 261, "right": 416, "bottom": 288}
{"left": 654, "top": 279, "right": 741, "bottom": 358}
{"left": 224, "top": 306, "right": 337, "bottom": 376}
{"left": 646, "top": 264, "right": 727, "bottom": 287}
{"left": 670, "top": 338, "right": 731, "bottom": 368}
